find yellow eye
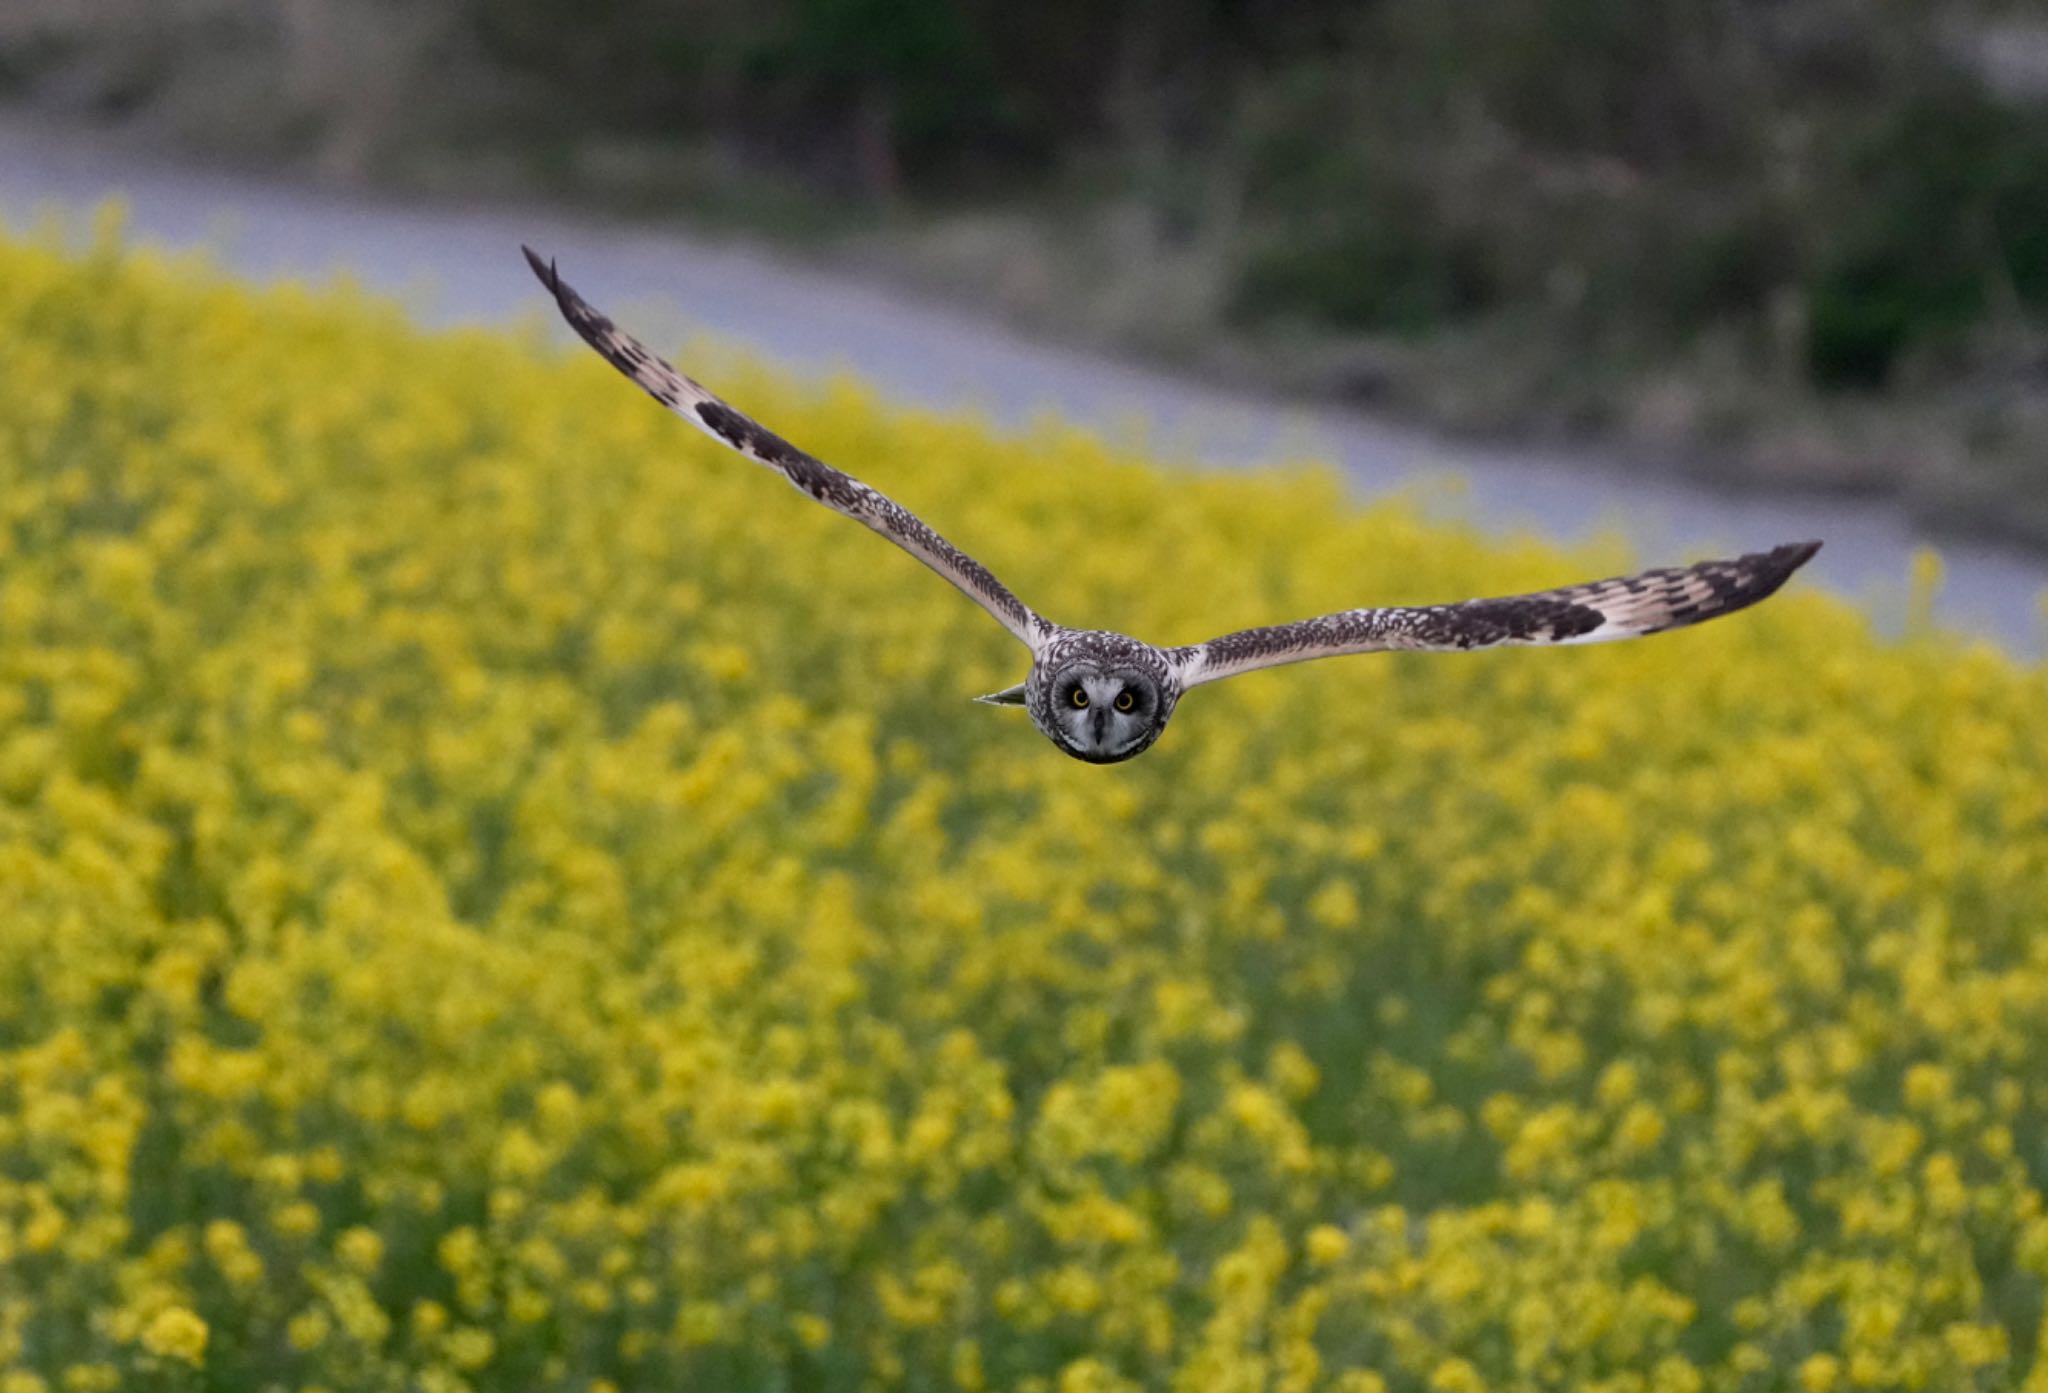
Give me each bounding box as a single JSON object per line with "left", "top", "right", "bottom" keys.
{"left": 1114, "top": 690, "right": 1135, "bottom": 712}
{"left": 1070, "top": 688, "right": 1089, "bottom": 709}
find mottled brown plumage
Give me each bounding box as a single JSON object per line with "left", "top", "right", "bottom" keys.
{"left": 1168, "top": 542, "right": 1821, "bottom": 688}
{"left": 524, "top": 247, "right": 1048, "bottom": 648}
{"left": 524, "top": 246, "right": 1821, "bottom": 763}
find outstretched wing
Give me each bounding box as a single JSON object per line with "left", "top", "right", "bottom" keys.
{"left": 524, "top": 247, "right": 1052, "bottom": 650}
{"left": 1170, "top": 541, "right": 1821, "bottom": 689}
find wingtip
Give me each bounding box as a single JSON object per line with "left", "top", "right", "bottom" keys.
{"left": 1734, "top": 538, "right": 1822, "bottom": 609}
{"left": 520, "top": 244, "right": 557, "bottom": 290}
{"left": 1773, "top": 539, "right": 1823, "bottom": 579}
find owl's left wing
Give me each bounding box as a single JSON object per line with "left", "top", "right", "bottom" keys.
{"left": 1169, "top": 541, "right": 1820, "bottom": 689}
{"left": 524, "top": 247, "right": 1052, "bottom": 651}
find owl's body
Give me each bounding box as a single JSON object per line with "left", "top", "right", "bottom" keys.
{"left": 525, "top": 247, "right": 1821, "bottom": 764}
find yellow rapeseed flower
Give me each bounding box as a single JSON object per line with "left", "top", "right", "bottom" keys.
{"left": 1306, "top": 1225, "right": 1350, "bottom": 1266}
{"left": 139, "top": 1308, "right": 208, "bottom": 1367}
{"left": 1, "top": 224, "right": 2046, "bottom": 1393}
{"left": 1799, "top": 1353, "right": 1841, "bottom": 1392}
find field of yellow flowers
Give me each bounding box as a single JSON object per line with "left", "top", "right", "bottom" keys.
{"left": 1, "top": 223, "right": 2046, "bottom": 1393}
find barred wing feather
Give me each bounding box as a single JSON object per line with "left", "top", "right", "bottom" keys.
{"left": 1171, "top": 541, "right": 1821, "bottom": 688}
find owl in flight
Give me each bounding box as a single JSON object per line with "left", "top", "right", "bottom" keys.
{"left": 525, "top": 248, "right": 1819, "bottom": 764}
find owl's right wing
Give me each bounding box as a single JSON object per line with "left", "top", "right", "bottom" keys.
{"left": 1169, "top": 541, "right": 1821, "bottom": 689}
{"left": 525, "top": 248, "right": 1054, "bottom": 652}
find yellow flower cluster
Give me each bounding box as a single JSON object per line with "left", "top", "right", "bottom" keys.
{"left": 1, "top": 220, "right": 2045, "bottom": 1392}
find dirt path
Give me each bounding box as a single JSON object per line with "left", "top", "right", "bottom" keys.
{"left": 1, "top": 114, "right": 2038, "bottom": 654}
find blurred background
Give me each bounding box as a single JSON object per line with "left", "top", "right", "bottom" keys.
{"left": 14, "top": 12, "right": 2048, "bottom": 1391}
{"left": 3, "top": 0, "right": 2047, "bottom": 642}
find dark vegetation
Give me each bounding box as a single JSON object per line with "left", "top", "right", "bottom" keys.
{"left": 464, "top": 0, "right": 2048, "bottom": 387}
{"left": 8, "top": 0, "right": 2048, "bottom": 541}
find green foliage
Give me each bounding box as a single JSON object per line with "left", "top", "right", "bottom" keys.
{"left": 1806, "top": 79, "right": 2048, "bottom": 386}
{"left": 12, "top": 0, "right": 2048, "bottom": 384}
{"left": 1229, "top": 88, "right": 1501, "bottom": 336}
{"left": 1217, "top": 0, "right": 2048, "bottom": 388}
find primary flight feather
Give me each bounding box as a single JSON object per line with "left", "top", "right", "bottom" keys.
{"left": 524, "top": 246, "right": 1820, "bottom": 764}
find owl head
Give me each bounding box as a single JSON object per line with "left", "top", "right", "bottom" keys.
{"left": 1034, "top": 659, "right": 1173, "bottom": 763}
{"left": 975, "top": 632, "right": 1181, "bottom": 762}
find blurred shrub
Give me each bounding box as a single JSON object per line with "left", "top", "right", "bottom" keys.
{"left": 1222, "top": 0, "right": 2048, "bottom": 389}
{"left": 1805, "top": 77, "right": 2048, "bottom": 387}
{"left": 1228, "top": 78, "right": 1503, "bottom": 337}
{"left": 12, "top": 0, "right": 2048, "bottom": 386}
{"left": 3, "top": 229, "right": 2048, "bottom": 1391}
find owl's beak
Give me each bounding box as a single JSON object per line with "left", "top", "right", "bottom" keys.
{"left": 975, "top": 684, "right": 1028, "bottom": 706}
